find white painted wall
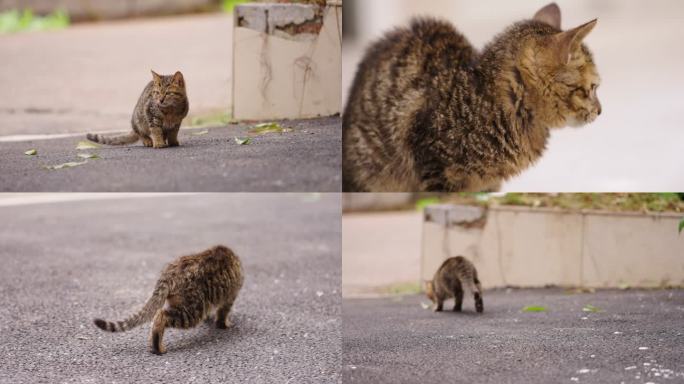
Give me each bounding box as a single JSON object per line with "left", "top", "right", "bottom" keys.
{"left": 422, "top": 206, "right": 684, "bottom": 289}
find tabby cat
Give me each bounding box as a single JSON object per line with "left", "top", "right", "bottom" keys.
{"left": 94, "top": 245, "right": 243, "bottom": 355}
{"left": 425, "top": 256, "right": 483, "bottom": 313}
{"left": 343, "top": 3, "right": 601, "bottom": 192}
{"left": 87, "top": 71, "right": 189, "bottom": 149}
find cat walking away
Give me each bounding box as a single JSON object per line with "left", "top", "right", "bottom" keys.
{"left": 94, "top": 245, "right": 243, "bottom": 355}
{"left": 425, "top": 256, "right": 483, "bottom": 313}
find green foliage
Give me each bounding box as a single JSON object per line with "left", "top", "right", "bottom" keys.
{"left": 415, "top": 197, "right": 441, "bottom": 211}
{"left": 481, "top": 193, "right": 684, "bottom": 213}
{"left": 189, "top": 112, "right": 232, "bottom": 128}
{"left": 0, "top": 9, "right": 69, "bottom": 34}
{"left": 383, "top": 282, "right": 422, "bottom": 296}
{"left": 499, "top": 193, "right": 526, "bottom": 206}
{"left": 222, "top": 0, "right": 251, "bottom": 13}
{"left": 679, "top": 217, "right": 684, "bottom": 234}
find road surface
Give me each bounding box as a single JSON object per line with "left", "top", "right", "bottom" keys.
{"left": 0, "top": 194, "right": 342, "bottom": 383}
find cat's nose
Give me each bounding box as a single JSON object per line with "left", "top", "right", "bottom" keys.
{"left": 596, "top": 101, "right": 602, "bottom": 115}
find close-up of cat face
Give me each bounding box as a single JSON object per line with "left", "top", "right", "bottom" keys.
{"left": 150, "top": 70, "right": 186, "bottom": 107}
{"left": 521, "top": 5, "right": 602, "bottom": 129}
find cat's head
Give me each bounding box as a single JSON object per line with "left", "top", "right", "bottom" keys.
{"left": 424, "top": 280, "right": 435, "bottom": 302}
{"left": 519, "top": 3, "right": 601, "bottom": 128}
{"left": 150, "top": 70, "right": 186, "bottom": 107}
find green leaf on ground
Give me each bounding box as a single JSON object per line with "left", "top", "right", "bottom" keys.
{"left": 248, "top": 122, "right": 293, "bottom": 135}
{"left": 522, "top": 306, "right": 547, "bottom": 312}
{"left": 77, "top": 153, "right": 99, "bottom": 159}
{"left": 76, "top": 141, "right": 101, "bottom": 150}
{"left": 618, "top": 283, "right": 630, "bottom": 290}
{"left": 234, "top": 137, "right": 251, "bottom": 145}
{"left": 45, "top": 160, "right": 88, "bottom": 170}
{"left": 190, "top": 129, "right": 209, "bottom": 136}
{"left": 582, "top": 304, "right": 602, "bottom": 313}
{"left": 679, "top": 218, "right": 684, "bottom": 234}
{"left": 24, "top": 149, "right": 37, "bottom": 156}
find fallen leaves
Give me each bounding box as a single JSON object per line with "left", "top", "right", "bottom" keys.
{"left": 77, "top": 153, "right": 99, "bottom": 159}
{"left": 24, "top": 149, "right": 37, "bottom": 156}
{"left": 522, "top": 306, "right": 547, "bottom": 312}
{"left": 234, "top": 137, "right": 251, "bottom": 145}
{"left": 190, "top": 129, "right": 209, "bottom": 136}
{"left": 76, "top": 140, "right": 101, "bottom": 150}
{"left": 582, "top": 304, "right": 602, "bottom": 313}
{"left": 249, "top": 122, "right": 293, "bottom": 135}
{"left": 45, "top": 160, "right": 88, "bottom": 170}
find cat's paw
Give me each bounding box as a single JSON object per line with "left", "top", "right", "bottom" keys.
{"left": 150, "top": 346, "right": 166, "bottom": 355}
{"left": 152, "top": 142, "right": 168, "bottom": 149}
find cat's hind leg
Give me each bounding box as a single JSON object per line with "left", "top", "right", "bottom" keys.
{"left": 474, "top": 276, "right": 484, "bottom": 313}
{"left": 453, "top": 281, "right": 464, "bottom": 312}
{"left": 149, "top": 302, "right": 203, "bottom": 354}
{"left": 150, "top": 309, "right": 168, "bottom": 355}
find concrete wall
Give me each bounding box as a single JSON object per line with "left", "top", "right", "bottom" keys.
{"left": 0, "top": 0, "right": 217, "bottom": 21}
{"left": 232, "top": 2, "right": 341, "bottom": 120}
{"left": 422, "top": 205, "right": 684, "bottom": 289}
{"left": 342, "top": 211, "right": 422, "bottom": 297}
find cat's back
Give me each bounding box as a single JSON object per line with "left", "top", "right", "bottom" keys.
{"left": 436, "top": 256, "right": 474, "bottom": 277}
{"left": 348, "top": 17, "right": 475, "bottom": 103}
{"left": 162, "top": 245, "right": 242, "bottom": 289}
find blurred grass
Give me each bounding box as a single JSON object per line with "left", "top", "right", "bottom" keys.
{"left": 186, "top": 111, "right": 233, "bottom": 128}
{"left": 222, "top": 0, "right": 252, "bottom": 13}
{"left": 439, "top": 193, "right": 684, "bottom": 213}
{"left": 382, "top": 282, "right": 422, "bottom": 296}
{"left": 0, "top": 9, "right": 69, "bottom": 34}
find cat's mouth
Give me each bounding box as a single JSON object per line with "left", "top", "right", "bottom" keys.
{"left": 566, "top": 112, "right": 597, "bottom": 128}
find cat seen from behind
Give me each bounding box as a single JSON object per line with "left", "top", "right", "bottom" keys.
{"left": 87, "top": 70, "right": 189, "bottom": 149}
{"left": 343, "top": 3, "right": 601, "bottom": 192}
{"left": 425, "top": 256, "right": 483, "bottom": 313}
{"left": 94, "top": 245, "right": 243, "bottom": 355}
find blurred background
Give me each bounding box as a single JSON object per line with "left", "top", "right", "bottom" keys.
{"left": 342, "top": 0, "right": 684, "bottom": 192}
{"left": 342, "top": 193, "right": 684, "bottom": 297}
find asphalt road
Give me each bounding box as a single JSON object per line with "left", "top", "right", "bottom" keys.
{"left": 0, "top": 194, "right": 341, "bottom": 383}
{"left": 0, "top": 117, "right": 341, "bottom": 192}
{"left": 343, "top": 289, "right": 684, "bottom": 384}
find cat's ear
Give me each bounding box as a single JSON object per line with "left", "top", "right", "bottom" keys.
{"left": 553, "top": 19, "right": 597, "bottom": 65}
{"left": 534, "top": 3, "right": 561, "bottom": 29}
{"left": 172, "top": 71, "right": 185, "bottom": 87}
{"left": 151, "top": 70, "right": 162, "bottom": 84}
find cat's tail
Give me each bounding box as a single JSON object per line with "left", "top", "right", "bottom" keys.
{"left": 86, "top": 131, "right": 139, "bottom": 146}
{"left": 94, "top": 279, "right": 169, "bottom": 333}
